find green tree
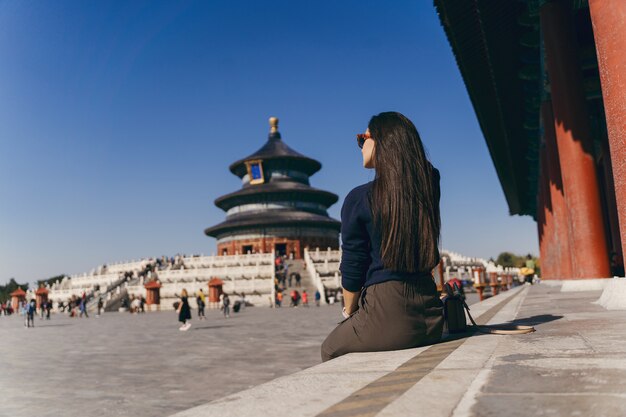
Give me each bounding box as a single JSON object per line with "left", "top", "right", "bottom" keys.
{"left": 496, "top": 252, "right": 520, "bottom": 268}
{"left": 495, "top": 252, "right": 541, "bottom": 276}
{"left": 37, "top": 274, "right": 65, "bottom": 287}
{"left": 0, "top": 278, "right": 29, "bottom": 303}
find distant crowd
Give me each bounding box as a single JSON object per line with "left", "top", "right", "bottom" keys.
{"left": 272, "top": 254, "right": 343, "bottom": 308}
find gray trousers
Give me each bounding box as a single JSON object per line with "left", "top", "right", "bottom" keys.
{"left": 321, "top": 277, "right": 444, "bottom": 362}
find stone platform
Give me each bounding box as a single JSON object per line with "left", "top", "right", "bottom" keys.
{"left": 170, "top": 283, "right": 626, "bottom": 417}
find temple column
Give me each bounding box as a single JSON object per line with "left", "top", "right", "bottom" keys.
{"left": 589, "top": 0, "right": 626, "bottom": 265}
{"left": 541, "top": 100, "right": 573, "bottom": 278}
{"left": 540, "top": 1, "right": 611, "bottom": 278}
{"left": 537, "top": 142, "right": 553, "bottom": 278}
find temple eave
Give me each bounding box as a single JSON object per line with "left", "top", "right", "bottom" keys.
{"left": 205, "top": 215, "right": 341, "bottom": 238}
{"left": 229, "top": 156, "right": 321, "bottom": 178}
{"left": 214, "top": 185, "right": 339, "bottom": 211}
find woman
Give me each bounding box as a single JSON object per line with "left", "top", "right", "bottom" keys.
{"left": 177, "top": 289, "right": 192, "bottom": 331}
{"left": 321, "top": 112, "right": 444, "bottom": 362}
{"left": 222, "top": 293, "right": 230, "bottom": 318}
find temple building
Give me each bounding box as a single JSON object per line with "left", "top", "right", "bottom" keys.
{"left": 205, "top": 117, "right": 340, "bottom": 258}
{"left": 435, "top": 0, "right": 625, "bottom": 279}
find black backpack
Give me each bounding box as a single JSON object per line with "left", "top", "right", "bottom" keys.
{"left": 442, "top": 282, "right": 468, "bottom": 333}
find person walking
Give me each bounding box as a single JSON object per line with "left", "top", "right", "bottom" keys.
{"left": 222, "top": 293, "right": 230, "bottom": 318}
{"left": 523, "top": 254, "right": 536, "bottom": 285}
{"left": 276, "top": 291, "right": 283, "bottom": 308}
{"left": 239, "top": 292, "right": 247, "bottom": 311}
{"left": 97, "top": 297, "right": 104, "bottom": 317}
{"left": 315, "top": 290, "right": 321, "bottom": 307}
{"left": 79, "top": 298, "right": 89, "bottom": 318}
{"left": 196, "top": 289, "right": 206, "bottom": 320}
{"left": 26, "top": 299, "right": 36, "bottom": 328}
{"left": 321, "top": 112, "right": 444, "bottom": 362}
{"left": 177, "top": 289, "right": 192, "bottom": 331}
{"left": 302, "top": 290, "right": 309, "bottom": 307}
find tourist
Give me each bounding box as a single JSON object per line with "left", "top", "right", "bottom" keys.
{"left": 295, "top": 272, "right": 301, "bottom": 287}
{"left": 45, "top": 300, "right": 52, "bottom": 319}
{"left": 321, "top": 112, "right": 444, "bottom": 361}
{"left": 177, "top": 289, "right": 192, "bottom": 331}
{"left": 79, "top": 298, "right": 89, "bottom": 318}
{"left": 196, "top": 289, "right": 206, "bottom": 320}
{"left": 97, "top": 297, "right": 104, "bottom": 316}
{"left": 131, "top": 296, "right": 141, "bottom": 313}
{"left": 523, "top": 254, "right": 535, "bottom": 284}
{"left": 238, "top": 292, "right": 246, "bottom": 311}
{"left": 120, "top": 297, "right": 130, "bottom": 312}
{"left": 40, "top": 301, "right": 46, "bottom": 319}
{"left": 222, "top": 293, "right": 230, "bottom": 318}
{"left": 66, "top": 298, "right": 74, "bottom": 317}
{"left": 275, "top": 291, "right": 283, "bottom": 307}
{"left": 26, "top": 299, "right": 36, "bottom": 328}
{"left": 288, "top": 272, "right": 294, "bottom": 287}
{"left": 315, "top": 290, "right": 321, "bottom": 307}
{"left": 302, "top": 290, "right": 308, "bottom": 307}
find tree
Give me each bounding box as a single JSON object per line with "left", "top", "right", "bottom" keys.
{"left": 37, "top": 274, "right": 65, "bottom": 287}
{"left": 495, "top": 252, "right": 541, "bottom": 276}
{"left": 0, "top": 278, "right": 29, "bottom": 303}
{"left": 496, "top": 252, "right": 520, "bottom": 268}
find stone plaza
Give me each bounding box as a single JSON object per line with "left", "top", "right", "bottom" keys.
{"left": 1, "top": 290, "right": 503, "bottom": 417}
{"left": 0, "top": 304, "right": 347, "bottom": 417}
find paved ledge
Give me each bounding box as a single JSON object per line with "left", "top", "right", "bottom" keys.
{"left": 169, "top": 287, "right": 524, "bottom": 417}
{"left": 171, "top": 283, "right": 626, "bottom": 417}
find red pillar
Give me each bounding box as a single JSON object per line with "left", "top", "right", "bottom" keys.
{"left": 541, "top": 101, "right": 574, "bottom": 278}
{"left": 144, "top": 281, "right": 161, "bottom": 311}
{"left": 589, "top": 0, "right": 626, "bottom": 268}
{"left": 488, "top": 272, "right": 499, "bottom": 296}
{"left": 537, "top": 142, "right": 552, "bottom": 278}
{"left": 540, "top": 2, "right": 611, "bottom": 278}
{"left": 35, "top": 287, "right": 49, "bottom": 310}
{"left": 473, "top": 267, "right": 486, "bottom": 301}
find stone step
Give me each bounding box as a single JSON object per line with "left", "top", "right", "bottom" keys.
{"left": 168, "top": 286, "right": 530, "bottom": 417}
{"left": 279, "top": 259, "right": 319, "bottom": 304}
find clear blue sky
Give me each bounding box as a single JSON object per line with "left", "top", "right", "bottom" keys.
{"left": 0, "top": 0, "right": 538, "bottom": 285}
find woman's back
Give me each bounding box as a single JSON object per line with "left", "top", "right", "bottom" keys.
{"left": 322, "top": 111, "right": 444, "bottom": 362}
{"left": 340, "top": 167, "right": 441, "bottom": 293}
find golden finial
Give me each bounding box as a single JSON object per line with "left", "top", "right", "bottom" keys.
{"left": 269, "top": 116, "right": 279, "bottom": 133}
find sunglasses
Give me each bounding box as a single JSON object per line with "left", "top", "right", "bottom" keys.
{"left": 356, "top": 132, "right": 371, "bottom": 149}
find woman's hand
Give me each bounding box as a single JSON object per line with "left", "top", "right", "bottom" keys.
{"left": 343, "top": 288, "right": 361, "bottom": 315}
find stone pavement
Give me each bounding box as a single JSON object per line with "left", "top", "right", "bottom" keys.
{"left": 170, "top": 283, "right": 626, "bottom": 417}
{"left": 0, "top": 292, "right": 482, "bottom": 417}
{"left": 0, "top": 303, "right": 346, "bottom": 417}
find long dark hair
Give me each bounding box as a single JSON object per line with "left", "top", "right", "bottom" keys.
{"left": 368, "top": 112, "right": 441, "bottom": 273}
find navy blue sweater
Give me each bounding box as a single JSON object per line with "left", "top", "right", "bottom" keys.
{"left": 339, "top": 176, "right": 440, "bottom": 292}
